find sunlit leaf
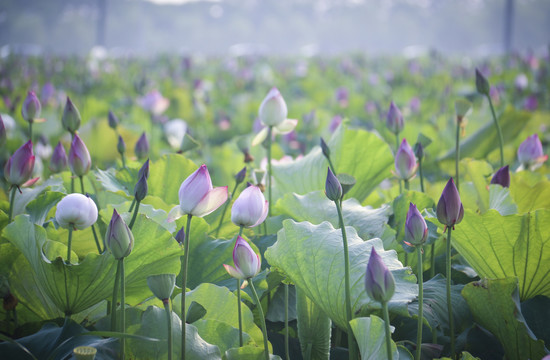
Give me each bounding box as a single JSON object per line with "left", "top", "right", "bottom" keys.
{"left": 349, "top": 316, "right": 399, "bottom": 360}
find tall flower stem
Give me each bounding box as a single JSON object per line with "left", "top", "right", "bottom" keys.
{"left": 250, "top": 280, "right": 269, "bottom": 360}
{"left": 164, "top": 300, "right": 173, "bottom": 360}
{"left": 487, "top": 95, "right": 504, "bottom": 167}
{"left": 455, "top": 118, "right": 461, "bottom": 190}
{"left": 430, "top": 243, "right": 436, "bottom": 279}
{"left": 382, "top": 301, "right": 393, "bottom": 360}
{"left": 326, "top": 155, "right": 336, "bottom": 175}
{"left": 7, "top": 187, "right": 17, "bottom": 223}
{"left": 266, "top": 126, "right": 273, "bottom": 217}
{"left": 128, "top": 198, "right": 136, "bottom": 213}
{"left": 284, "top": 283, "right": 289, "bottom": 360}
{"left": 416, "top": 246, "right": 424, "bottom": 360}
{"left": 446, "top": 228, "right": 455, "bottom": 357}
{"left": 404, "top": 179, "right": 410, "bottom": 191}
{"left": 111, "top": 260, "right": 121, "bottom": 332}
{"left": 66, "top": 228, "right": 73, "bottom": 263}
{"left": 120, "top": 258, "right": 126, "bottom": 360}
{"left": 121, "top": 154, "right": 126, "bottom": 169}
{"left": 28, "top": 122, "right": 33, "bottom": 143}
{"left": 418, "top": 156, "right": 425, "bottom": 193}
{"left": 128, "top": 200, "right": 141, "bottom": 230}
{"left": 79, "top": 176, "right": 102, "bottom": 253}
{"left": 236, "top": 226, "right": 244, "bottom": 347}
{"left": 181, "top": 214, "right": 192, "bottom": 360}
{"left": 216, "top": 182, "right": 239, "bottom": 238}
{"left": 334, "top": 200, "right": 356, "bottom": 360}
{"left": 395, "top": 133, "right": 402, "bottom": 194}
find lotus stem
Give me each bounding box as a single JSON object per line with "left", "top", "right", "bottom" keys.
{"left": 486, "top": 95, "right": 504, "bottom": 167}
{"left": 382, "top": 301, "right": 393, "bottom": 360}
{"left": 446, "top": 228, "right": 455, "bottom": 357}
{"left": 285, "top": 283, "right": 289, "bottom": 360}
{"left": 430, "top": 243, "right": 436, "bottom": 279}
{"left": 80, "top": 176, "right": 102, "bottom": 253}
{"left": 216, "top": 182, "right": 239, "bottom": 238}
{"left": 121, "top": 153, "right": 126, "bottom": 169}
{"left": 120, "top": 258, "right": 126, "bottom": 360}
{"left": 416, "top": 246, "right": 424, "bottom": 360}
{"left": 128, "top": 198, "right": 136, "bottom": 213}
{"left": 404, "top": 179, "right": 410, "bottom": 191}
{"left": 418, "top": 156, "right": 425, "bottom": 193}
{"left": 164, "top": 300, "right": 173, "bottom": 360}
{"left": 111, "top": 259, "right": 121, "bottom": 332}
{"left": 455, "top": 117, "right": 461, "bottom": 191}
{"left": 266, "top": 126, "right": 273, "bottom": 218}
{"left": 8, "top": 186, "right": 17, "bottom": 223}
{"left": 128, "top": 200, "right": 141, "bottom": 230}
{"left": 67, "top": 227, "right": 73, "bottom": 263}
{"left": 250, "top": 280, "right": 269, "bottom": 360}
{"left": 237, "top": 225, "right": 244, "bottom": 347}
{"left": 181, "top": 214, "right": 192, "bottom": 360}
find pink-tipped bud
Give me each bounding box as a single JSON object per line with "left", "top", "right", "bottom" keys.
{"left": 21, "top": 91, "right": 41, "bottom": 123}
{"left": 49, "top": 142, "right": 68, "bottom": 173}
{"left": 68, "top": 134, "right": 91, "bottom": 177}
{"left": 386, "top": 101, "right": 403, "bottom": 134}
{"left": 394, "top": 138, "right": 417, "bottom": 181}
{"left": 436, "top": 178, "right": 464, "bottom": 228}
{"left": 365, "top": 247, "right": 395, "bottom": 304}
{"left": 105, "top": 209, "right": 134, "bottom": 259}
{"left": 404, "top": 203, "right": 428, "bottom": 246}
{"left": 231, "top": 185, "right": 268, "bottom": 228}
{"left": 259, "top": 87, "right": 288, "bottom": 127}
{"left": 517, "top": 134, "right": 547, "bottom": 169}
{"left": 223, "top": 236, "right": 261, "bottom": 280}
{"left": 490, "top": 165, "right": 510, "bottom": 188}
{"left": 178, "top": 164, "right": 228, "bottom": 217}
{"left": 134, "top": 132, "right": 149, "bottom": 160}
{"left": 4, "top": 140, "right": 35, "bottom": 186}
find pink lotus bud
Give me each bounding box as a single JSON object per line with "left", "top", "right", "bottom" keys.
{"left": 517, "top": 134, "right": 547, "bottom": 169}
{"left": 231, "top": 185, "right": 268, "bottom": 228}
{"left": 105, "top": 209, "right": 134, "bottom": 259}
{"left": 365, "top": 247, "right": 395, "bottom": 304}
{"left": 436, "top": 178, "right": 464, "bottom": 228}
{"left": 386, "top": 101, "right": 403, "bottom": 134}
{"left": 394, "top": 138, "right": 417, "bottom": 181}
{"left": 324, "top": 167, "right": 342, "bottom": 202}
{"left": 223, "top": 236, "right": 261, "bottom": 280}
{"left": 138, "top": 90, "right": 169, "bottom": 116}
{"left": 21, "top": 91, "right": 41, "bottom": 123}
{"left": 404, "top": 203, "right": 428, "bottom": 247}
{"left": 4, "top": 140, "right": 35, "bottom": 186}
{"left": 134, "top": 132, "right": 149, "bottom": 160}
{"left": 490, "top": 165, "right": 510, "bottom": 188}
{"left": 55, "top": 193, "right": 98, "bottom": 230}
{"left": 259, "top": 87, "right": 287, "bottom": 127}
{"left": 178, "top": 164, "right": 228, "bottom": 217}
{"left": 68, "top": 134, "right": 91, "bottom": 177}
{"left": 49, "top": 142, "right": 68, "bottom": 173}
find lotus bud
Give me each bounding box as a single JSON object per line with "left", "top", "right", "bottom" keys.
{"left": 454, "top": 99, "right": 472, "bottom": 121}
{"left": 0, "top": 115, "right": 6, "bottom": 148}
{"left": 517, "top": 134, "right": 547, "bottom": 169}
{"left": 394, "top": 138, "right": 417, "bottom": 181}
{"left": 105, "top": 209, "right": 134, "bottom": 259}
{"left": 436, "top": 178, "right": 464, "bottom": 228}
{"left": 231, "top": 185, "right": 268, "bottom": 228}
{"left": 259, "top": 87, "right": 287, "bottom": 127}
{"left": 178, "top": 164, "right": 228, "bottom": 217}
{"left": 55, "top": 193, "right": 98, "bottom": 230}
{"left": 117, "top": 135, "right": 126, "bottom": 155}
{"left": 108, "top": 110, "right": 119, "bottom": 129}
{"left": 324, "top": 167, "right": 342, "bottom": 202}
{"left": 21, "top": 91, "right": 41, "bottom": 123}
{"left": 235, "top": 166, "right": 247, "bottom": 184}
{"left": 404, "top": 203, "right": 428, "bottom": 247}
{"left": 4, "top": 140, "right": 35, "bottom": 186}
{"left": 138, "top": 158, "right": 150, "bottom": 180}
{"left": 147, "top": 274, "right": 176, "bottom": 303}
{"left": 320, "top": 137, "right": 330, "bottom": 159}
{"left": 134, "top": 171, "right": 148, "bottom": 202}
{"left": 414, "top": 142, "right": 424, "bottom": 160}
{"left": 475, "top": 68, "right": 490, "bottom": 96}
{"left": 49, "top": 142, "right": 68, "bottom": 173}
{"left": 365, "top": 247, "right": 395, "bottom": 303}
{"left": 175, "top": 226, "right": 185, "bottom": 245}
{"left": 134, "top": 132, "right": 149, "bottom": 160}
{"left": 490, "top": 165, "right": 510, "bottom": 188}
{"left": 223, "top": 236, "right": 261, "bottom": 280}
{"left": 386, "top": 101, "right": 403, "bottom": 135}
{"left": 69, "top": 134, "right": 91, "bottom": 177}
{"left": 62, "top": 97, "right": 81, "bottom": 135}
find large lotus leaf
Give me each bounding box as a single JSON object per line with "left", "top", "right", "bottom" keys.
{"left": 462, "top": 277, "right": 548, "bottom": 360}
{"left": 274, "top": 190, "right": 391, "bottom": 242}
{"left": 3, "top": 214, "right": 182, "bottom": 314}
{"left": 510, "top": 171, "right": 550, "bottom": 213}
{"left": 193, "top": 319, "right": 253, "bottom": 355}
{"left": 225, "top": 346, "right": 282, "bottom": 360}
{"left": 264, "top": 220, "right": 418, "bottom": 330}
{"left": 438, "top": 108, "right": 531, "bottom": 162}
{"left": 296, "top": 287, "right": 331, "bottom": 360}
{"left": 128, "top": 305, "right": 221, "bottom": 360}
{"left": 25, "top": 191, "right": 64, "bottom": 226}
{"left": 173, "top": 283, "right": 266, "bottom": 350}
{"left": 460, "top": 159, "right": 493, "bottom": 213}
{"left": 349, "top": 316, "right": 399, "bottom": 360}
{"left": 11, "top": 178, "right": 65, "bottom": 219}
{"left": 450, "top": 209, "right": 550, "bottom": 300}
{"left": 272, "top": 125, "right": 393, "bottom": 205}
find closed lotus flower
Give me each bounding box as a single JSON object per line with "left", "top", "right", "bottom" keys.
{"left": 517, "top": 134, "right": 547, "bottom": 169}
{"left": 436, "top": 178, "right": 464, "bottom": 228}
{"left": 231, "top": 185, "right": 268, "bottom": 228}
{"left": 223, "top": 236, "right": 261, "bottom": 280}
{"left": 394, "top": 138, "right": 417, "bottom": 181}
{"left": 55, "top": 193, "right": 98, "bottom": 230}
{"left": 105, "top": 209, "right": 134, "bottom": 259}
{"left": 259, "top": 87, "right": 287, "bottom": 127}
{"left": 5, "top": 140, "right": 36, "bottom": 186}
{"left": 386, "top": 101, "right": 403, "bottom": 135}
{"left": 21, "top": 91, "right": 41, "bottom": 123}
{"left": 490, "top": 165, "right": 510, "bottom": 188}
{"left": 49, "top": 142, "right": 68, "bottom": 173}
{"left": 134, "top": 132, "right": 149, "bottom": 160}
{"left": 61, "top": 97, "right": 81, "bottom": 135}
{"left": 68, "top": 134, "right": 91, "bottom": 177}
{"left": 404, "top": 203, "right": 428, "bottom": 247}
{"left": 365, "top": 247, "right": 395, "bottom": 304}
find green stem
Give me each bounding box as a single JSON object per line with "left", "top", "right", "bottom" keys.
{"left": 404, "top": 179, "right": 410, "bottom": 191}
{"left": 430, "top": 243, "right": 436, "bottom": 279}
{"left": 418, "top": 157, "right": 425, "bottom": 193}
{"left": 128, "top": 200, "right": 141, "bottom": 230}
{"left": 237, "top": 225, "right": 244, "bottom": 347}
{"left": 446, "top": 228, "right": 455, "bottom": 357}
{"left": 250, "top": 280, "right": 269, "bottom": 360}
{"left": 455, "top": 118, "right": 461, "bottom": 191}
{"left": 71, "top": 177, "right": 74, "bottom": 193}
{"left": 327, "top": 155, "right": 336, "bottom": 175}
{"left": 79, "top": 176, "right": 85, "bottom": 194}
{"left": 8, "top": 186, "right": 17, "bottom": 223}
{"left": 216, "top": 182, "right": 239, "bottom": 238}
{"left": 181, "top": 214, "right": 192, "bottom": 360}
{"left": 128, "top": 198, "right": 136, "bottom": 213}
{"left": 120, "top": 258, "right": 126, "bottom": 360}
{"left": 285, "top": 283, "right": 289, "bottom": 360}
{"left": 121, "top": 153, "right": 126, "bottom": 169}
{"left": 67, "top": 228, "right": 73, "bottom": 264}
{"left": 487, "top": 95, "right": 504, "bottom": 167}
{"left": 80, "top": 176, "right": 102, "bottom": 253}
{"left": 334, "top": 200, "right": 356, "bottom": 360}
{"left": 382, "top": 301, "right": 393, "bottom": 360}
{"left": 164, "top": 300, "right": 173, "bottom": 360}
{"left": 111, "top": 260, "right": 121, "bottom": 331}
{"left": 404, "top": 252, "right": 409, "bottom": 267}
{"left": 266, "top": 126, "right": 273, "bottom": 218}
{"left": 416, "top": 246, "right": 424, "bottom": 360}
{"left": 29, "top": 121, "right": 33, "bottom": 143}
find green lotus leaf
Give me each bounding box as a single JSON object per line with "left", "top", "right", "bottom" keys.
{"left": 510, "top": 171, "right": 550, "bottom": 213}
{"left": 296, "top": 287, "right": 331, "bottom": 360}
{"left": 349, "top": 316, "right": 399, "bottom": 360}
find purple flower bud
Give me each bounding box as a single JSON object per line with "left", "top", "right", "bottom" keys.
{"left": 404, "top": 203, "right": 428, "bottom": 246}
{"left": 231, "top": 185, "right": 268, "bottom": 228}
{"left": 365, "top": 247, "right": 395, "bottom": 303}
{"left": 108, "top": 110, "right": 119, "bottom": 129}
{"left": 21, "top": 91, "right": 41, "bottom": 123}
{"left": 61, "top": 97, "right": 81, "bottom": 135}
{"left": 138, "top": 158, "right": 150, "bottom": 180}
{"left": 55, "top": 193, "right": 98, "bottom": 230}
{"left": 105, "top": 209, "right": 134, "bottom": 259}
{"left": 523, "top": 95, "right": 538, "bottom": 112}
{"left": 175, "top": 226, "right": 185, "bottom": 245}
{"left": 49, "top": 142, "right": 68, "bottom": 173}
{"left": 0, "top": 115, "right": 6, "bottom": 148}
{"left": 223, "top": 236, "right": 261, "bottom": 279}
{"left": 325, "top": 167, "right": 342, "bottom": 202}
{"left": 134, "top": 132, "right": 149, "bottom": 160}
{"left": 386, "top": 101, "right": 403, "bottom": 134}
{"left": 138, "top": 90, "right": 169, "bottom": 116}
{"left": 490, "top": 165, "right": 510, "bottom": 188}
{"left": 414, "top": 142, "right": 424, "bottom": 160}
{"left": 4, "top": 140, "right": 35, "bottom": 186}
{"left": 40, "top": 83, "right": 55, "bottom": 104}
{"left": 335, "top": 87, "right": 349, "bottom": 107}
{"left": 117, "top": 135, "right": 126, "bottom": 155}
{"left": 235, "top": 166, "right": 247, "bottom": 184}
{"left": 178, "top": 164, "right": 228, "bottom": 217}
{"left": 320, "top": 137, "right": 330, "bottom": 159}
{"left": 436, "top": 178, "right": 464, "bottom": 228}
{"left": 394, "top": 138, "right": 417, "bottom": 181}
{"left": 517, "top": 134, "right": 547, "bottom": 168}
{"left": 475, "top": 68, "right": 490, "bottom": 96}
{"left": 259, "top": 87, "right": 287, "bottom": 127}
{"left": 68, "top": 134, "right": 91, "bottom": 177}
{"left": 134, "top": 171, "right": 148, "bottom": 202}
